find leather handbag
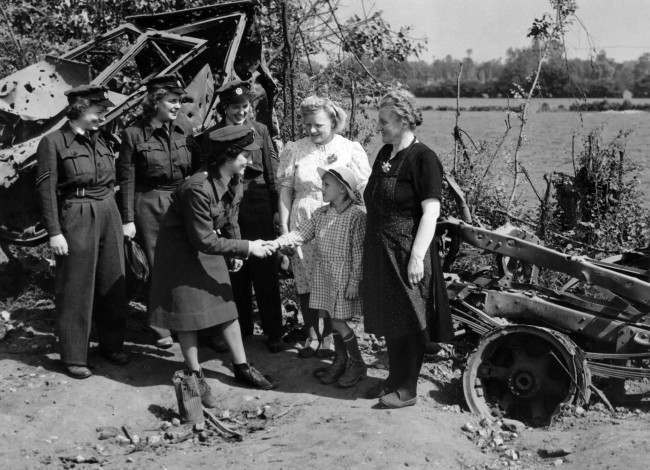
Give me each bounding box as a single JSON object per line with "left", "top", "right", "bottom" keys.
{"left": 124, "top": 238, "right": 150, "bottom": 283}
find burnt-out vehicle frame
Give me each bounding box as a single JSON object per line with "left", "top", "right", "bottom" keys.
{"left": 0, "top": 0, "right": 276, "bottom": 246}
{"left": 441, "top": 180, "right": 650, "bottom": 426}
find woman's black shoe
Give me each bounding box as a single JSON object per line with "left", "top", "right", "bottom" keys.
{"left": 101, "top": 351, "right": 130, "bottom": 365}
{"left": 233, "top": 363, "right": 276, "bottom": 390}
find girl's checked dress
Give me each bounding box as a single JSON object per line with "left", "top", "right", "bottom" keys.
{"left": 277, "top": 203, "right": 366, "bottom": 320}
{"left": 277, "top": 135, "right": 370, "bottom": 295}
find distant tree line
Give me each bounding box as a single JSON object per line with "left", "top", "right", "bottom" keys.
{"left": 367, "top": 44, "right": 650, "bottom": 99}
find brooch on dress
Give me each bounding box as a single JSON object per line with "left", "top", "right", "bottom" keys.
{"left": 326, "top": 153, "right": 338, "bottom": 164}
{"left": 381, "top": 161, "right": 391, "bottom": 173}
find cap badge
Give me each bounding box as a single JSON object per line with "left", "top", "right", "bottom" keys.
{"left": 235, "top": 87, "right": 243, "bottom": 95}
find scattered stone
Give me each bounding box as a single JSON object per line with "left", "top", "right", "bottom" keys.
{"left": 96, "top": 426, "right": 120, "bottom": 440}
{"left": 501, "top": 418, "right": 526, "bottom": 433}
{"left": 115, "top": 435, "right": 131, "bottom": 446}
{"left": 442, "top": 404, "right": 461, "bottom": 413}
{"left": 160, "top": 421, "right": 172, "bottom": 430}
{"left": 553, "top": 459, "right": 564, "bottom": 466}
{"left": 503, "top": 449, "right": 518, "bottom": 460}
{"left": 147, "top": 435, "right": 162, "bottom": 446}
{"left": 171, "top": 417, "right": 181, "bottom": 427}
{"left": 539, "top": 447, "right": 573, "bottom": 458}
{"left": 193, "top": 422, "right": 205, "bottom": 432}
{"left": 461, "top": 422, "right": 476, "bottom": 433}
{"left": 198, "top": 431, "right": 209, "bottom": 442}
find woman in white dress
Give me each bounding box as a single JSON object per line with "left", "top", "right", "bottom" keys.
{"left": 277, "top": 95, "right": 371, "bottom": 357}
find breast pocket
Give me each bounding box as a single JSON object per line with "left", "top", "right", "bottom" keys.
{"left": 172, "top": 138, "right": 192, "bottom": 172}
{"left": 60, "top": 149, "right": 94, "bottom": 181}
{"left": 96, "top": 144, "right": 115, "bottom": 175}
{"left": 136, "top": 141, "right": 168, "bottom": 178}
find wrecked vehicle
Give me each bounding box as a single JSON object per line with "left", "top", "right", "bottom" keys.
{"left": 0, "top": 0, "right": 276, "bottom": 246}
{"left": 441, "top": 180, "right": 650, "bottom": 426}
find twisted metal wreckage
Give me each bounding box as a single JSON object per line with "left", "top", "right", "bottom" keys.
{"left": 0, "top": 1, "right": 648, "bottom": 428}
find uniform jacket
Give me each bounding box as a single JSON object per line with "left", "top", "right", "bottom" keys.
{"left": 36, "top": 122, "right": 116, "bottom": 236}
{"left": 162, "top": 170, "right": 249, "bottom": 257}
{"left": 200, "top": 119, "right": 279, "bottom": 212}
{"left": 118, "top": 116, "right": 199, "bottom": 222}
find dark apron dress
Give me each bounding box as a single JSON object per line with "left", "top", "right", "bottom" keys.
{"left": 362, "top": 145, "right": 452, "bottom": 342}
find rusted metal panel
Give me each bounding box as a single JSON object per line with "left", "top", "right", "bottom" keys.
{"left": 440, "top": 217, "right": 650, "bottom": 306}
{"left": 0, "top": 56, "right": 91, "bottom": 122}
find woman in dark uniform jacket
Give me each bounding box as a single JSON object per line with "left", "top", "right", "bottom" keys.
{"left": 118, "top": 74, "right": 199, "bottom": 349}
{"left": 362, "top": 90, "right": 452, "bottom": 408}
{"left": 35, "top": 85, "right": 128, "bottom": 379}
{"left": 149, "top": 125, "right": 277, "bottom": 406}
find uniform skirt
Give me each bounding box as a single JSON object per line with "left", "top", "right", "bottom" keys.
{"left": 149, "top": 225, "right": 238, "bottom": 332}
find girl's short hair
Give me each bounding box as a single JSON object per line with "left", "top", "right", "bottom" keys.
{"left": 141, "top": 88, "right": 171, "bottom": 119}
{"left": 65, "top": 98, "right": 93, "bottom": 120}
{"left": 379, "top": 89, "right": 423, "bottom": 130}
{"left": 299, "top": 95, "right": 347, "bottom": 134}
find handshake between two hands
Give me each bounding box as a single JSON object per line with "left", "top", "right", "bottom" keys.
{"left": 248, "top": 238, "right": 297, "bottom": 258}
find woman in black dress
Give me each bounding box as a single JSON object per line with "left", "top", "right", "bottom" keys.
{"left": 149, "top": 125, "right": 277, "bottom": 407}
{"left": 362, "top": 90, "right": 452, "bottom": 408}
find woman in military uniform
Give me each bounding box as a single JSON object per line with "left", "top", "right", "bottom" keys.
{"left": 207, "top": 80, "right": 284, "bottom": 353}
{"left": 118, "top": 74, "right": 199, "bottom": 349}
{"left": 149, "top": 125, "right": 277, "bottom": 405}
{"left": 36, "top": 85, "right": 128, "bottom": 379}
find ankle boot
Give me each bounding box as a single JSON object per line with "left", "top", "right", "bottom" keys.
{"left": 193, "top": 369, "right": 219, "bottom": 408}
{"left": 337, "top": 334, "right": 367, "bottom": 388}
{"left": 233, "top": 363, "right": 276, "bottom": 390}
{"left": 319, "top": 333, "right": 347, "bottom": 384}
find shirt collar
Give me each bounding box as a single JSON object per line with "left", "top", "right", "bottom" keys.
{"left": 61, "top": 122, "right": 84, "bottom": 147}
{"left": 142, "top": 118, "right": 186, "bottom": 140}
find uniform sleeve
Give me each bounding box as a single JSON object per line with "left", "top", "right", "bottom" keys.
{"left": 276, "top": 141, "right": 297, "bottom": 190}
{"left": 347, "top": 141, "right": 371, "bottom": 195}
{"left": 347, "top": 209, "right": 366, "bottom": 289}
{"left": 413, "top": 148, "right": 443, "bottom": 201}
{"left": 117, "top": 129, "right": 136, "bottom": 222}
{"left": 259, "top": 124, "right": 279, "bottom": 211}
{"left": 180, "top": 184, "right": 250, "bottom": 257}
{"left": 35, "top": 135, "right": 61, "bottom": 236}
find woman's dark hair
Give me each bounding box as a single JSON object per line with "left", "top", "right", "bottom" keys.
{"left": 141, "top": 87, "right": 171, "bottom": 119}
{"left": 206, "top": 146, "right": 247, "bottom": 170}
{"left": 65, "top": 97, "right": 93, "bottom": 120}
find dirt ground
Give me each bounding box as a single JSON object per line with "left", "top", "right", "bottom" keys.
{"left": 1, "top": 273, "right": 649, "bottom": 470}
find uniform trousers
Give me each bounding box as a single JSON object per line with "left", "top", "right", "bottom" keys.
{"left": 55, "top": 196, "right": 126, "bottom": 366}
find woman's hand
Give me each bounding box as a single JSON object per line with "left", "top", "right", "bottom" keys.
{"left": 249, "top": 240, "right": 275, "bottom": 258}
{"left": 228, "top": 258, "right": 244, "bottom": 272}
{"left": 345, "top": 284, "right": 359, "bottom": 300}
{"left": 407, "top": 253, "right": 424, "bottom": 287}
{"left": 123, "top": 222, "right": 136, "bottom": 239}
{"left": 50, "top": 234, "right": 69, "bottom": 256}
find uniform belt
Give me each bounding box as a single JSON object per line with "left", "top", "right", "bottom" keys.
{"left": 60, "top": 186, "right": 112, "bottom": 200}
{"left": 136, "top": 181, "right": 182, "bottom": 192}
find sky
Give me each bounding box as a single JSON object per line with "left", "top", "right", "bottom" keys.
{"left": 335, "top": 0, "right": 650, "bottom": 63}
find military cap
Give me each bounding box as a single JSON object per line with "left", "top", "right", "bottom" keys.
{"left": 64, "top": 84, "right": 114, "bottom": 107}
{"left": 145, "top": 74, "right": 186, "bottom": 94}
{"left": 217, "top": 79, "right": 253, "bottom": 106}
{"left": 208, "top": 125, "right": 260, "bottom": 154}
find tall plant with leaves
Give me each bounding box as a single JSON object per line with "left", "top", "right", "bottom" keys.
{"left": 257, "top": 0, "right": 425, "bottom": 144}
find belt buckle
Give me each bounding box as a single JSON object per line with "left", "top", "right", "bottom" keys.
{"left": 76, "top": 187, "right": 86, "bottom": 197}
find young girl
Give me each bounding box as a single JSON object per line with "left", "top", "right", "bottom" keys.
{"left": 272, "top": 165, "right": 367, "bottom": 387}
